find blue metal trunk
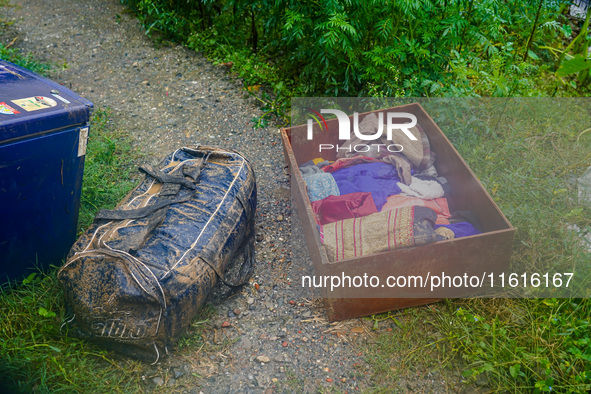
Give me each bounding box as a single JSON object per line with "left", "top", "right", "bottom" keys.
{"left": 0, "top": 60, "right": 92, "bottom": 284}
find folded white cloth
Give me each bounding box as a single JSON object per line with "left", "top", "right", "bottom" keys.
{"left": 397, "top": 176, "right": 444, "bottom": 199}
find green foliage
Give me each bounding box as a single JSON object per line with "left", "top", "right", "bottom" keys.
{"left": 176, "top": 304, "right": 216, "bottom": 350}
{"left": 362, "top": 308, "right": 445, "bottom": 389}
{"left": 557, "top": 54, "right": 591, "bottom": 77}
{"left": 121, "top": 0, "right": 585, "bottom": 127}
{"left": 550, "top": 6, "right": 591, "bottom": 88}
{"left": 365, "top": 298, "right": 591, "bottom": 392}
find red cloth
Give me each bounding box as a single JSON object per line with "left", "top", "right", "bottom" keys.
{"left": 311, "top": 192, "right": 378, "bottom": 225}
{"left": 322, "top": 156, "right": 380, "bottom": 173}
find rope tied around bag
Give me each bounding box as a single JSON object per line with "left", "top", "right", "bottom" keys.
{"left": 95, "top": 158, "right": 206, "bottom": 221}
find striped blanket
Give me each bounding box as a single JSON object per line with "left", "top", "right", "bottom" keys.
{"left": 319, "top": 206, "right": 439, "bottom": 262}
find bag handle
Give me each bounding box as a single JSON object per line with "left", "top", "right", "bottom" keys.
{"left": 94, "top": 195, "right": 191, "bottom": 220}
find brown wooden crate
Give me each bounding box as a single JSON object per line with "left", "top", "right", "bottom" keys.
{"left": 281, "top": 103, "right": 514, "bottom": 321}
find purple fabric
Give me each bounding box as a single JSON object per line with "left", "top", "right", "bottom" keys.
{"left": 331, "top": 162, "right": 402, "bottom": 211}
{"left": 434, "top": 222, "right": 481, "bottom": 238}
{"left": 310, "top": 192, "right": 378, "bottom": 225}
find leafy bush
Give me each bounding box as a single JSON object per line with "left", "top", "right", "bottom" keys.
{"left": 122, "top": 0, "right": 588, "bottom": 127}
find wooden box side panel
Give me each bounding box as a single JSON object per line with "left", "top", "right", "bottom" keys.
{"left": 323, "top": 229, "right": 515, "bottom": 298}
{"left": 281, "top": 129, "right": 332, "bottom": 280}
{"left": 324, "top": 297, "right": 441, "bottom": 322}
{"left": 411, "top": 104, "right": 512, "bottom": 233}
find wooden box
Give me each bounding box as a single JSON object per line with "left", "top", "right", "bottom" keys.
{"left": 281, "top": 103, "right": 514, "bottom": 321}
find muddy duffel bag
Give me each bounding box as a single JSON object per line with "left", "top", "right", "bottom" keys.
{"left": 58, "top": 145, "right": 256, "bottom": 362}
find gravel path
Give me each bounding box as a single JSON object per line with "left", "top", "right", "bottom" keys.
{"left": 1, "top": 1, "right": 458, "bottom": 392}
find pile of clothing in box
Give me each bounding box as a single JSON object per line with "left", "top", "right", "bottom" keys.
{"left": 300, "top": 113, "right": 482, "bottom": 262}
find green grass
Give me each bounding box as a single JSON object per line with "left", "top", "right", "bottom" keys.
{"left": 438, "top": 298, "right": 591, "bottom": 392}
{"left": 433, "top": 99, "right": 591, "bottom": 285}
{"left": 0, "top": 42, "right": 49, "bottom": 75}
{"left": 0, "top": 271, "right": 145, "bottom": 393}
{"left": 279, "top": 368, "right": 305, "bottom": 392}
{"left": 364, "top": 299, "right": 591, "bottom": 393}
{"left": 0, "top": 11, "right": 49, "bottom": 75}
{"left": 434, "top": 99, "right": 591, "bottom": 392}
{"left": 175, "top": 304, "right": 216, "bottom": 351}
{"left": 361, "top": 308, "right": 447, "bottom": 391}
{"left": 362, "top": 99, "right": 591, "bottom": 392}
{"left": 77, "top": 107, "right": 140, "bottom": 232}
{"left": 1, "top": 0, "right": 54, "bottom": 75}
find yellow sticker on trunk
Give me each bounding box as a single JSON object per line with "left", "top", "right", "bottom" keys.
{"left": 11, "top": 96, "right": 57, "bottom": 112}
